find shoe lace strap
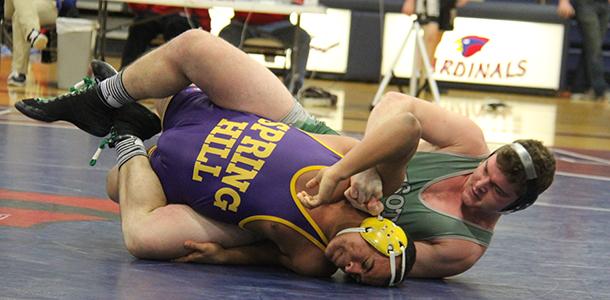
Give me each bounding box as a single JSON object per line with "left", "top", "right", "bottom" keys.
{"left": 70, "top": 76, "right": 95, "bottom": 93}
{"left": 89, "top": 128, "right": 119, "bottom": 166}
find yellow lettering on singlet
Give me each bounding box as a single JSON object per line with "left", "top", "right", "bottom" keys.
{"left": 197, "top": 135, "right": 236, "bottom": 160}
{"left": 258, "top": 118, "right": 290, "bottom": 131}
{"left": 197, "top": 142, "right": 231, "bottom": 161}
{"left": 192, "top": 119, "right": 247, "bottom": 182}
{"left": 236, "top": 136, "right": 276, "bottom": 158}
{"left": 211, "top": 119, "right": 248, "bottom": 138}
{"left": 192, "top": 161, "right": 221, "bottom": 181}
{"left": 222, "top": 155, "right": 262, "bottom": 192}
{"left": 250, "top": 119, "right": 288, "bottom": 142}
{"left": 214, "top": 187, "right": 241, "bottom": 212}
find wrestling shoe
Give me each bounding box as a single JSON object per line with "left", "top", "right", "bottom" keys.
{"left": 90, "top": 59, "right": 118, "bottom": 82}
{"left": 15, "top": 84, "right": 114, "bottom": 137}
{"left": 112, "top": 102, "right": 161, "bottom": 141}
{"left": 16, "top": 60, "right": 119, "bottom": 137}
{"left": 70, "top": 60, "right": 118, "bottom": 92}
{"left": 88, "top": 102, "right": 160, "bottom": 166}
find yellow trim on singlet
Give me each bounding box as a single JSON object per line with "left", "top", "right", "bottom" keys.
{"left": 289, "top": 166, "right": 331, "bottom": 246}
{"left": 238, "top": 215, "right": 327, "bottom": 252}
{"left": 300, "top": 131, "right": 345, "bottom": 159}
{"left": 147, "top": 145, "right": 158, "bottom": 156}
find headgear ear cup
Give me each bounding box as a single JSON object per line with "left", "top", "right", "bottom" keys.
{"left": 500, "top": 142, "right": 539, "bottom": 213}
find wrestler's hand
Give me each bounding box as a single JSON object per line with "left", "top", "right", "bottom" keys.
{"left": 297, "top": 166, "right": 344, "bottom": 208}
{"left": 173, "top": 241, "right": 227, "bottom": 264}
{"left": 344, "top": 168, "right": 384, "bottom": 216}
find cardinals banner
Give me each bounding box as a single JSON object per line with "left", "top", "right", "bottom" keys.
{"left": 382, "top": 15, "right": 565, "bottom": 90}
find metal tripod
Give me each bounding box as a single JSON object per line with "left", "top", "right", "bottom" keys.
{"left": 371, "top": 19, "right": 440, "bottom": 107}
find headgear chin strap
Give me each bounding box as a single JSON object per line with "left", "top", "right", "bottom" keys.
{"left": 336, "top": 216, "right": 409, "bottom": 286}
{"left": 500, "top": 142, "right": 538, "bottom": 213}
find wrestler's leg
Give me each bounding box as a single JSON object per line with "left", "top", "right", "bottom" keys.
{"left": 121, "top": 29, "right": 294, "bottom": 121}
{"left": 114, "top": 157, "right": 258, "bottom": 260}
{"left": 16, "top": 29, "right": 335, "bottom": 137}
{"left": 122, "top": 30, "right": 337, "bottom": 134}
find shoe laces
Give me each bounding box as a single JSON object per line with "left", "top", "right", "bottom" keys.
{"left": 34, "top": 78, "right": 95, "bottom": 104}
{"left": 89, "top": 128, "right": 119, "bottom": 166}
{"left": 70, "top": 76, "right": 96, "bottom": 93}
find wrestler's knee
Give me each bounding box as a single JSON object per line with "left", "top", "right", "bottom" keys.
{"left": 379, "top": 92, "right": 415, "bottom": 110}
{"left": 404, "top": 111, "right": 422, "bottom": 141}
{"left": 383, "top": 91, "right": 409, "bottom": 102}
{"left": 122, "top": 223, "right": 158, "bottom": 259}
{"left": 172, "top": 29, "right": 213, "bottom": 55}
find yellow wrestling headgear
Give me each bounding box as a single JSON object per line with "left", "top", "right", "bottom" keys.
{"left": 359, "top": 216, "right": 408, "bottom": 257}
{"left": 336, "top": 216, "right": 411, "bottom": 286}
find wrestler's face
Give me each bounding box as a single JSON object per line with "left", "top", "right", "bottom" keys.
{"left": 326, "top": 232, "right": 397, "bottom": 286}
{"left": 462, "top": 154, "right": 519, "bottom": 213}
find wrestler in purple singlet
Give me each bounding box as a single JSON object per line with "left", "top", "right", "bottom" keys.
{"left": 150, "top": 86, "right": 343, "bottom": 250}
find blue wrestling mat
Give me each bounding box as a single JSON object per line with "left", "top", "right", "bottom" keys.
{"left": 1, "top": 123, "right": 610, "bottom": 299}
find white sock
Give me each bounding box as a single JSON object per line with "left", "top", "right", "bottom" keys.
{"left": 279, "top": 99, "right": 315, "bottom": 127}
{"left": 99, "top": 71, "right": 136, "bottom": 108}
{"left": 114, "top": 135, "right": 147, "bottom": 169}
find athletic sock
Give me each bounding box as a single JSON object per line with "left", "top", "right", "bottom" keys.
{"left": 99, "top": 71, "right": 136, "bottom": 108}
{"left": 280, "top": 99, "right": 339, "bottom": 135}
{"left": 280, "top": 99, "right": 316, "bottom": 127}
{"left": 112, "top": 135, "right": 147, "bottom": 169}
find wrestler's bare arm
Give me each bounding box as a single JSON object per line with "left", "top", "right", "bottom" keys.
{"left": 299, "top": 106, "right": 421, "bottom": 207}
{"left": 408, "top": 239, "right": 486, "bottom": 278}
{"left": 174, "top": 240, "right": 285, "bottom": 265}
{"left": 339, "top": 92, "right": 489, "bottom": 214}
{"left": 176, "top": 237, "right": 336, "bottom": 277}
{"left": 376, "top": 92, "right": 488, "bottom": 156}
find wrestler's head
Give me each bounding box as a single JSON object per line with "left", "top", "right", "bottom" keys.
{"left": 325, "top": 217, "right": 416, "bottom": 286}
{"left": 462, "top": 140, "right": 556, "bottom": 214}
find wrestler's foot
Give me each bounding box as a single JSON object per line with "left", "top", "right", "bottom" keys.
{"left": 15, "top": 84, "right": 114, "bottom": 137}
{"left": 70, "top": 60, "right": 118, "bottom": 92}
{"left": 112, "top": 103, "right": 161, "bottom": 141}
{"left": 91, "top": 59, "right": 118, "bottom": 82}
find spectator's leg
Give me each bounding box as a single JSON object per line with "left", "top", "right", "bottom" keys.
{"left": 572, "top": 53, "right": 589, "bottom": 94}
{"left": 592, "top": 2, "right": 609, "bottom": 98}
{"left": 36, "top": 0, "right": 57, "bottom": 27}
{"left": 574, "top": 1, "right": 608, "bottom": 98}
{"left": 6, "top": 0, "right": 56, "bottom": 76}
{"left": 421, "top": 23, "right": 442, "bottom": 68}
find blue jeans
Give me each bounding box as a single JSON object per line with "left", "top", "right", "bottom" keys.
{"left": 219, "top": 19, "right": 311, "bottom": 94}
{"left": 573, "top": 0, "right": 609, "bottom": 97}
